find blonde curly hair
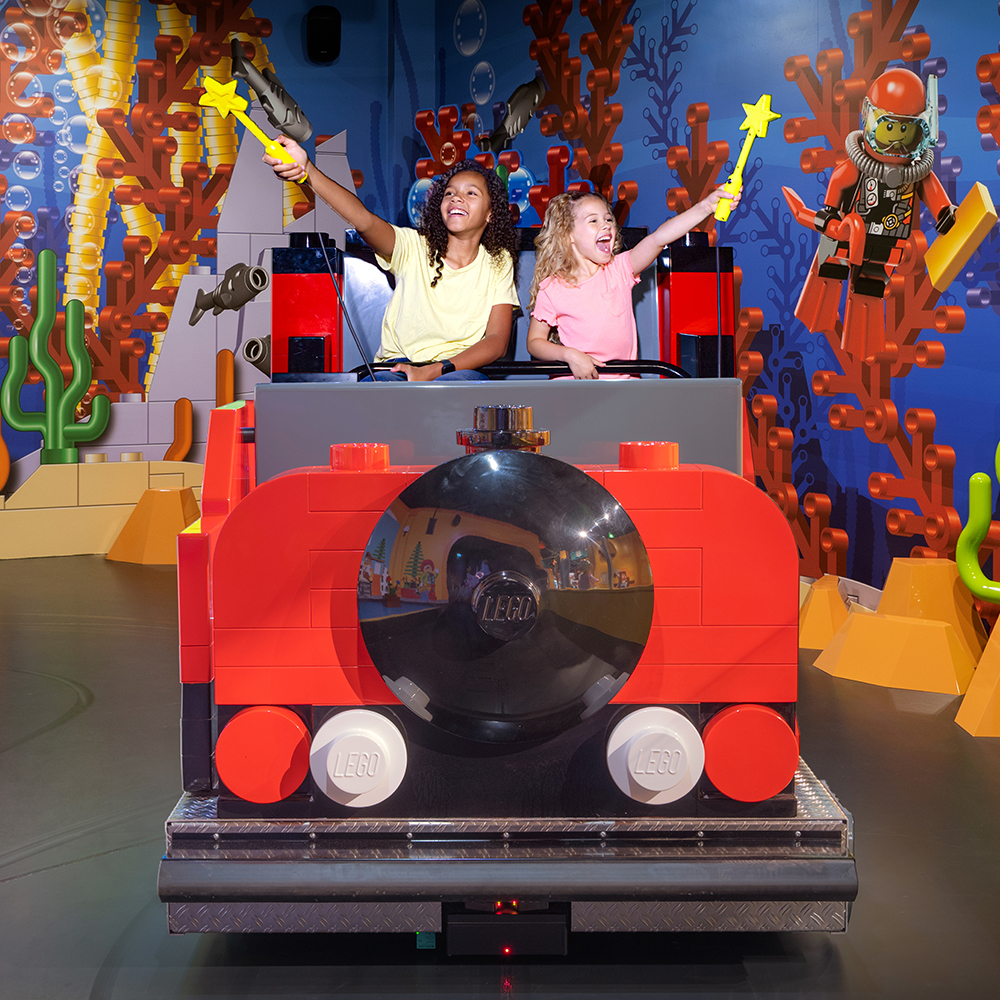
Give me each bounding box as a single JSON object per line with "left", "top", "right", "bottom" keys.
{"left": 528, "top": 191, "right": 622, "bottom": 311}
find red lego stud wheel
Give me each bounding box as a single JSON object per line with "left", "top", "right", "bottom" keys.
{"left": 702, "top": 704, "right": 799, "bottom": 802}
{"left": 215, "top": 706, "right": 311, "bottom": 803}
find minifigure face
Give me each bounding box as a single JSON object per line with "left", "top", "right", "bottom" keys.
{"left": 441, "top": 171, "right": 491, "bottom": 237}
{"left": 861, "top": 104, "right": 930, "bottom": 163}
{"left": 569, "top": 195, "right": 617, "bottom": 271}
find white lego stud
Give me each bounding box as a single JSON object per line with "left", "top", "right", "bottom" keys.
{"left": 606, "top": 707, "right": 705, "bottom": 804}
{"left": 310, "top": 710, "right": 407, "bottom": 807}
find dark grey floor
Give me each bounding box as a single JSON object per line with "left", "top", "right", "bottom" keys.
{"left": 3, "top": 556, "right": 1000, "bottom": 999}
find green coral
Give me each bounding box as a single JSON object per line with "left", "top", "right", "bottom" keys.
{"left": 956, "top": 440, "right": 1000, "bottom": 605}
{"left": 0, "top": 248, "right": 110, "bottom": 464}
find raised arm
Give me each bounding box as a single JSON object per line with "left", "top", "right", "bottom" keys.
{"left": 628, "top": 186, "right": 741, "bottom": 274}
{"left": 264, "top": 136, "right": 396, "bottom": 260}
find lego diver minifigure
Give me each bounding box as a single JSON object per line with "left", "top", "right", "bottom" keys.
{"left": 783, "top": 67, "right": 957, "bottom": 360}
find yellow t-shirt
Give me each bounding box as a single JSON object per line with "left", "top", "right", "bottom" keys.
{"left": 375, "top": 226, "right": 519, "bottom": 363}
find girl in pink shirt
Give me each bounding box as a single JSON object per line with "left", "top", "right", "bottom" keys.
{"left": 527, "top": 187, "right": 738, "bottom": 378}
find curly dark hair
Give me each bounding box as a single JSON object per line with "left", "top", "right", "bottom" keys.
{"left": 417, "top": 159, "right": 520, "bottom": 289}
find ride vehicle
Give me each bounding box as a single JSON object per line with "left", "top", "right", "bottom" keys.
{"left": 157, "top": 377, "right": 856, "bottom": 953}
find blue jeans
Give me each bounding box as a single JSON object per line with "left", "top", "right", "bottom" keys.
{"left": 364, "top": 358, "right": 490, "bottom": 382}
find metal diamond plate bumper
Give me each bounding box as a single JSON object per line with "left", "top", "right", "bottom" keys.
{"left": 161, "top": 759, "right": 855, "bottom": 934}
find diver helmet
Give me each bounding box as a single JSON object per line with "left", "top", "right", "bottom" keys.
{"left": 860, "top": 67, "right": 936, "bottom": 163}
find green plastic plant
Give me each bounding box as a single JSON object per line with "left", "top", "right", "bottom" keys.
{"left": 0, "top": 248, "right": 110, "bottom": 464}
{"left": 956, "top": 440, "right": 1000, "bottom": 605}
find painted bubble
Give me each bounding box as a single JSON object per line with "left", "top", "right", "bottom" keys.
{"left": 453, "top": 0, "right": 486, "bottom": 57}
{"left": 68, "top": 206, "right": 96, "bottom": 233}
{"left": 12, "top": 149, "right": 41, "bottom": 181}
{"left": 5, "top": 186, "right": 32, "bottom": 212}
{"left": 65, "top": 114, "right": 89, "bottom": 154}
{"left": 69, "top": 164, "right": 83, "bottom": 194}
{"left": 51, "top": 107, "right": 69, "bottom": 127}
{"left": 0, "top": 23, "right": 40, "bottom": 63}
{"left": 470, "top": 61, "right": 495, "bottom": 106}
{"left": 53, "top": 180, "right": 65, "bottom": 193}
{"left": 54, "top": 79, "right": 77, "bottom": 104}
{"left": 56, "top": 11, "right": 96, "bottom": 56}
{"left": 406, "top": 176, "right": 433, "bottom": 227}
{"left": 16, "top": 214, "right": 38, "bottom": 240}
{"left": 2, "top": 114, "right": 36, "bottom": 144}
{"left": 84, "top": 64, "right": 122, "bottom": 105}
{"left": 506, "top": 165, "right": 537, "bottom": 216}
{"left": 53, "top": 147, "right": 68, "bottom": 164}
{"left": 7, "top": 71, "right": 43, "bottom": 108}
{"left": 16, "top": 266, "right": 34, "bottom": 285}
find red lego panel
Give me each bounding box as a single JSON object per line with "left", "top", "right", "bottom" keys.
{"left": 668, "top": 271, "right": 735, "bottom": 337}
{"left": 614, "top": 662, "right": 797, "bottom": 704}
{"left": 179, "top": 644, "right": 212, "bottom": 684}
{"left": 652, "top": 587, "right": 701, "bottom": 626}
{"left": 307, "top": 469, "right": 420, "bottom": 511}
{"left": 177, "top": 529, "right": 210, "bottom": 647}
{"left": 357, "top": 665, "right": 399, "bottom": 703}
{"left": 214, "top": 626, "right": 343, "bottom": 667}
{"left": 309, "top": 550, "right": 362, "bottom": 588}
{"left": 699, "top": 467, "right": 799, "bottom": 627}
{"left": 270, "top": 272, "right": 342, "bottom": 374}
{"left": 215, "top": 665, "right": 365, "bottom": 706}
{"left": 647, "top": 548, "right": 702, "bottom": 588}
{"left": 201, "top": 403, "right": 255, "bottom": 531}
{"left": 624, "top": 509, "right": 709, "bottom": 547}
{"left": 310, "top": 590, "right": 359, "bottom": 629}
{"left": 641, "top": 624, "right": 797, "bottom": 664}
{"left": 604, "top": 466, "right": 703, "bottom": 510}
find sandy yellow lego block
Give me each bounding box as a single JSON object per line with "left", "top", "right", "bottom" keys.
{"left": 107, "top": 488, "right": 201, "bottom": 565}
{"left": 925, "top": 181, "right": 997, "bottom": 291}
{"left": 956, "top": 633, "right": 1000, "bottom": 737}
{"left": 4, "top": 464, "right": 78, "bottom": 510}
{"left": 191, "top": 486, "right": 202, "bottom": 503}
{"left": 148, "top": 461, "right": 204, "bottom": 488}
{"left": 0, "top": 505, "right": 134, "bottom": 559}
{"left": 877, "top": 557, "right": 987, "bottom": 666}
{"left": 799, "top": 575, "right": 849, "bottom": 650}
{"left": 79, "top": 460, "right": 150, "bottom": 506}
{"left": 814, "top": 612, "right": 976, "bottom": 695}
{"left": 150, "top": 473, "right": 185, "bottom": 489}
{"left": 799, "top": 579, "right": 813, "bottom": 607}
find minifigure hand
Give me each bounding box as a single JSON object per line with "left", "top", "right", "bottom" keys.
{"left": 263, "top": 135, "right": 308, "bottom": 181}
{"left": 565, "top": 349, "right": 599, "bottom": 379}
{"left": 936, "top": 204, "right": 958, "bottom": 235}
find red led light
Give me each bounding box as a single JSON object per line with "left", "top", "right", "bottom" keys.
{"left": 503, "top": 946, "right": 511, "bottom": 955}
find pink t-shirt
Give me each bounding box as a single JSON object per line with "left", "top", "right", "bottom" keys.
{"left": 532, "top": 249, "right": 639, "bottom": 376}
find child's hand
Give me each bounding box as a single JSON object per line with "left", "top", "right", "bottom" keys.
{"left": 704, "top": 185, "right": 741, "bottom": 214}
{"left": 263, "top": 135, "right": 308, "bottom": 182}
{"left": 565, "top": 348, "right": 600, "bottom": 379}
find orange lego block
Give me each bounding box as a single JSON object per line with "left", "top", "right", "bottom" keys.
{"left": 647, "top": 548, "right": 702, "bottom": 588}
{"left": 309, "top": 550, "right": 362, "bottom": 588}
{"left": 652, "top": 587, "right": 701, "bottom": 626}
{"left": 699, "top": 467, "right": 798, "bottom": 627}
{"left": 616, "top": 662, "right": 797, "bottom": 703}
{"left": 215, "top": 664, "right": 365, "bottom": 706}
{"left": 179, "top": 644, "right": 212, "bottom": 683}
{"left": 178, "top": 530, "right": 211, "bottom": 646}
{"left": 214, "top": 627, "right": 342, "bottom": 667}
{"left": 643, "top": 624, "right": 797, "bottom": 664}
{"left": 604, "top": 466, "right": 703, "bottom": 510}
{"left": 310, "top": 589, "right": 359, "bottom": 628}
{"left": 106, "top": 488, "right": 200, "bottom": 565}
{"left": 876, "top": 558, "right": 986, "bottom": 667}
{"left": 307, "top": 469, "right": 419, "bottom": 511}
{"left": 956, "top": 633, "right": 1000, "bottom": 737}
{"left": 925, "top": 181, "right": 997, "bottom": 291}
{"left": 814, "top": 613, "right": 976, "bottom": 695}
{"left": 798, "top": 575, "right": 849, "bottom": 650}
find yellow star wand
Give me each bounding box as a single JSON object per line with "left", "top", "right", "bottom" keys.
{"left": 199, "top": 76, "right": 307, "bottom": 184}
{"left": 715, "top": 94, "right": 781, "bottom": 222}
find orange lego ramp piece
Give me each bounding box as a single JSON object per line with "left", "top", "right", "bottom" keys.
{"left": 925, "top": 182, "right": 997, "bottom": 292}
{"left": 798, "top": 575, "right": 849, "bottom": 650}
{"left": 955, "top": 634, "right": 1000, "bottom": 737}
{"left": 813, "top": 613, "right": 976, "bottom": 695}
{"left": 877, "top": 557, "right": 987, "bottom": 667}
{"left": 106, "top": 488, "right": 200, "bottom": 565}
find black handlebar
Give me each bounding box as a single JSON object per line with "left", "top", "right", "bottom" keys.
{"left": 349, "top": 360, "right": 690, "bottom": 380}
